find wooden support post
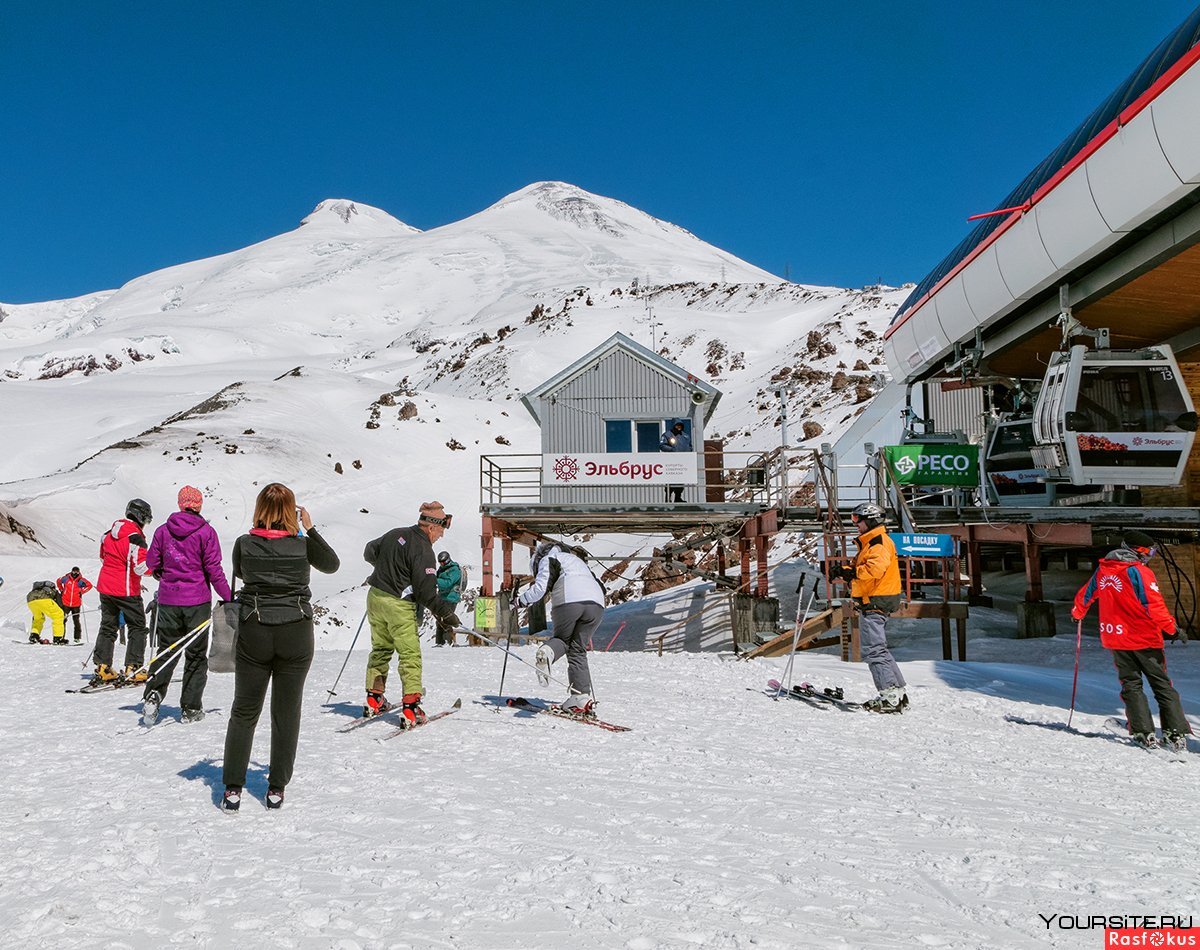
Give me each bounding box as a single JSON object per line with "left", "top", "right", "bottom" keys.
{"left": 481, "top": 516, "right": 495, "bottom": 597}
{"left": 739, "top": 537, "right": 751, "bottom": 593}
{"left": 941, "top": 616, "right": 952, "bottom": 661}
{"left": 501, "top": 537, "right": 513, "bottom": 592}
{"left": 755, "top": 535, "right": 769, "bottom": 597}
{"left": 1024, "top": 538, "right": 1043, "bottom": 602}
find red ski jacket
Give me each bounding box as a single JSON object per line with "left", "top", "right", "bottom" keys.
{"left": 97, "top": 519, "right": 151, "bottom": 598}
{"left": 1072, "top": 553, "right": 1176, "bottom": 650}
{"left": 56, "top": 573, "right": 94, "bottom": 607}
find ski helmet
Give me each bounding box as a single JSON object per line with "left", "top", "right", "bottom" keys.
{"left": 850, "top": 502, "right": 886, "bottom": 529}
{"left": 125, "top": 498, "right": 153, "bottom": 527}
{"left": 437, "top": 551, "right": 451, "bottom": 565}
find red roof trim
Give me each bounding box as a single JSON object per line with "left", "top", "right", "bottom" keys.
{"left": 885, "top": 43, "right": 1200, "bottom": 343}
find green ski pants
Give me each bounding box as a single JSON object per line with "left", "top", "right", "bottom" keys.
{"left": 365, "top": 588, "right": 423, "bottom": 697}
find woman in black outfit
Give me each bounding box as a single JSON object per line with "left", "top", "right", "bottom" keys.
{"left": 222, "top": 483, "right": 339, "bottom": 811}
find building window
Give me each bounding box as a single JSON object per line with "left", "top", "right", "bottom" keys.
{"left": 605, "top": 419, "right": 672, "bottom": 452}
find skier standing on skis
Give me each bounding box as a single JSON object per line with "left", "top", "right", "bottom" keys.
{"left": 362, "top": 501, "right": 462, "bottom": 725}
{"left": 26, "top": 580, "right": 66, "bottom": 644}
{"left": 517, "top": 541, "right": 606, "bottom": 715}
{"left": 434, "top": 551, "right": 463, "bottom": 646}
{"left": 1072, "top": 530, "right": 1191, "bottom": 752}
{"left": 831, "top": 502, "right": 908, "bottom": 713}
{"left": 221, "top": 483, "right": 339, "bottom": 811}
{"left": 93, "top": 499, "right": 155, "bottom": 684}
{"left": 141, "top": 486, "right": 233, "bottom": 726}
{"left": 56, "top": 567, "right": 93, "bottom": 643}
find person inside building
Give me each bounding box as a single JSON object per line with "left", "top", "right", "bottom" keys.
{"left": 434, "top": 551, "right": 463, "bottom": 646}
{"left": 362, "top": 501, "right": 462, "bottom": 726}
{"left": 831, "top": 502, "right": 908, "bottom": 713}
{"left": 94, "top": 498, "right": 154, "bottom": 684}
{"left": 56, "top": 566, "right": 94, "bottom": 643}
{"left": 1072, "top": 530, "right": 1191, "bottom": 752}
{"left": 517, "top": 541, "right": 606, "bottom": 715}
{"left": 27, "top": 580, "right": 66, "bottom": 644}
{"left": 659, "top": 420, "right": 692, "bottom": 503}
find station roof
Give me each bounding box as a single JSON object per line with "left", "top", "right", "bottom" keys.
{"left": 891, "top": 6, "right": 1200, "bottom": 330}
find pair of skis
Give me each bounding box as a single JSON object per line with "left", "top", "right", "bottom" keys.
{"left": 766, "top": 679, "right": 864, "bottom": 711}
{"left": 336, "top": 699, "right": 464, "bottom": 740}
{"left": 1004, "top": 714, "right": 1192, "bottom": 762}
{"left": 13, "top": 638, "right": 86, "bottom": 647}
{"left": 66, "top": 676, "right": 145, "bottom": 695}
{"left": 499, "top": 696, "right": 631, "bottom": 732}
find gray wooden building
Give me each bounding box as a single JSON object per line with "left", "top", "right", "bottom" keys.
{"left": 521, "top": 332, "right": 721, "bottom": 505}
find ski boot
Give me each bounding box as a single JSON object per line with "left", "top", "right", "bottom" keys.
{"left": 1164, "top": 731, "right": 1188, "bottom": 754}
{"left": 125, "top": 665, "right": 149, "bottom": 684}
{"left": 222, "top": 786, "right": 242, "bottom": 812}
{"left": 52, "top": 637, "right": 68, "bottom": 646}
{"left": 93, "top": 663, "right": 120, "bottom": 685}
{"left": 400, "top": 693, "right": 427, "bottom": 728}
{"left": 535, "top": 645, "right": 553, "bottom": 686}
{"left": 557, "top": 691, "right": 596, "bottom": 718}
{"left": 28, "top": 633, "right": 42, "bottom": 644}
{"left": 266, "top": 788, "right": 285, "bottom": 810}
{"left": 142, "top": 690, "right": 162, "bottom": 726}
{"left": 363, "top": 689, "right": 391, "bottom": 718}
{"left": 864, "top": 686, "right": 909, "bottom": 714}
{"left": 1131, "top": 732, "right": 1160, "bottom": 749}
{"left": 181, "top": 707, "right": 205, "bottom": 724}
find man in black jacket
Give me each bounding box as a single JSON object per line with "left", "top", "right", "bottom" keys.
{"left": 362, "top": 501, "right": 461, "bottom": 725}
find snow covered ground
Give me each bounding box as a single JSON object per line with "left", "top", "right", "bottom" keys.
{"left": 1, "top": 586, "right": 1197, "bottom": 950}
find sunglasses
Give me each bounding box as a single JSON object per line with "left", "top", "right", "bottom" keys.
{"left": 420, "top": 512, "right": 453, "bottom": 529}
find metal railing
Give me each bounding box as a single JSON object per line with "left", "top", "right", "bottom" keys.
{"left": 479, "top": 450, "right": 810, "bottom": 509}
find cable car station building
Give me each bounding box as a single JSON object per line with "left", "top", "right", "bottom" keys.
{"left": 838, "top": 7, "right": 1200, "bottom": 639}
{"left": 478, "top": 332, "right": 791, "bottom": 637}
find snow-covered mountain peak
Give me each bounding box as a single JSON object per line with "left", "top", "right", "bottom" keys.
{"left": 300, "top": 198, "right": 420, "bottom": 235}
{"left": 480, "top": 181, "right": 658, "bottom": 239}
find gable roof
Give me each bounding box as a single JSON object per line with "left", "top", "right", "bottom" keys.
{"left": 521, "top": 331, "right": 722, "bottom": 425}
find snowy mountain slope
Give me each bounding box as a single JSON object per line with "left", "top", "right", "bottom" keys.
{"left": 0, "top": 181, "right": 907, "bottom": 623}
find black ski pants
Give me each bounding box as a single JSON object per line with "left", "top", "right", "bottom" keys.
{"left": 1112, "top": 647, "right": 1191, "bottom": 737}
{"left": 95, "top": 593, "right": 148, "bottom": 669}
{"left": 222, "top": 616, "right": 314, "bottom": 792}
{"left": 144, "top": 602, "right": 212, "bottom": 711}
{"left": 63, "top": 605, "right": 82, "bottom": 639}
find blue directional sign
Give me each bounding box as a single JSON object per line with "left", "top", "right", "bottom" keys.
{"left": 893, "top": 533, "right": 956, "bottom": 557}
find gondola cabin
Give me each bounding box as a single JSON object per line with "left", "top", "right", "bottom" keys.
{"left": 1031, "top": 344, "right": 1198, "bottom": 486}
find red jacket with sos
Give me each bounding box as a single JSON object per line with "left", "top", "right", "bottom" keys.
{"left": 98, "top": 519, "right": 151, "bottom": 597}
{"left": 1072, "top": 553, "right": 1176, "bottom": 650}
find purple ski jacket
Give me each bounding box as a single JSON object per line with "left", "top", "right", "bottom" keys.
{"left": 146, "top": 511, "right": 233, "bottom": 607}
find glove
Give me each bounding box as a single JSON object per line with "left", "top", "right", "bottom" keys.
{"left": 438, "top": 613, "right": 463, "bottom": 632}
{"left": 1164, "top": 630, "right": 1181, "bottom": 643}
{"left": 833, "top": 565, "right": 855, "bottom": 583}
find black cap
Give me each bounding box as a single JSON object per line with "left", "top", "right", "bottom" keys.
{"left": 1122, "top": 530, "right": 1156, "bottom": 551}
{"left": 71, "top": 566, "right": 80, "bottom": 573}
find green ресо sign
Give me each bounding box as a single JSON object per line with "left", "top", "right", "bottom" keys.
{"left": 883, "top": 444, "right": 979, "bottom": 486}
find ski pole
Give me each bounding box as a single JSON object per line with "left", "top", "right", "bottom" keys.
{"left": 325, "top": 610, "right": 368, "bottom": 702}
{"left": 1067, "top": 619, "right": 1083, "bottom": 729}
{"left": 127, "top": 618, "right": 212, "bottom": 681}
{"left": 603, "top": 622, "right": 627, "bottom": 652}
{"left": 497, "top": 597, "right": 518, "bottom": 700}
{"left": 458, "top": 625, "right": 577, "bottom": 695}
{"left": 777, "top": 572, "right": 821, "bottom": 700}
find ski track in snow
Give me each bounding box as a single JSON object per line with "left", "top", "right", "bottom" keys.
{"left": 2, "top": 635, "right": 1198, "bottom": 950}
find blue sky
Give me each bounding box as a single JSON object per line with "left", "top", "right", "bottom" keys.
{"left": 2, "top": 2, "right": 1196, "bottom": 303}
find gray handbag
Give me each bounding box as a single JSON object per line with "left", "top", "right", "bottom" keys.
{"left": 209, "top": 580, "right": 240, "bottom": 674}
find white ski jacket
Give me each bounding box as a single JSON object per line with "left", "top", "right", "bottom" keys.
{"left": 518, "top": 545, "right": 604, "bottom": 609}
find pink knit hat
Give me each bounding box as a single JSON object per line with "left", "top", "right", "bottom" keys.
{"left": 178, "top": 486, "right": 203, "bottom": 512}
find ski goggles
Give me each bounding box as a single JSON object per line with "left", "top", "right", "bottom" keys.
{"left": 420, "top": 512, "right": 453, "bottom": 529}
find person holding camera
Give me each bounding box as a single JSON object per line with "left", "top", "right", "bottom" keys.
{"left": 831, "top": 502, "right": 908, "bottom": 713}
{"left": 221, "top": 483, "right": 340, "bottom": 811}
{"left": 362, "top": 501, "right": 462, "bottom": 727}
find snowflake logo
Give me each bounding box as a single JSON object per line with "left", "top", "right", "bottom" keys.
{"left": 1133, "top": 437, "right": 1144, "bottom": 446}
{"left": 553, "top": 456, "right": 580, "bottom": 481}
{"left": 894, "top": 455, "right": 917, "bottom": 475}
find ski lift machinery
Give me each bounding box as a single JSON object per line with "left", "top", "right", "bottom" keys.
{"left": 1030, "top": 330, "right": 1198, "bottom": 487}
